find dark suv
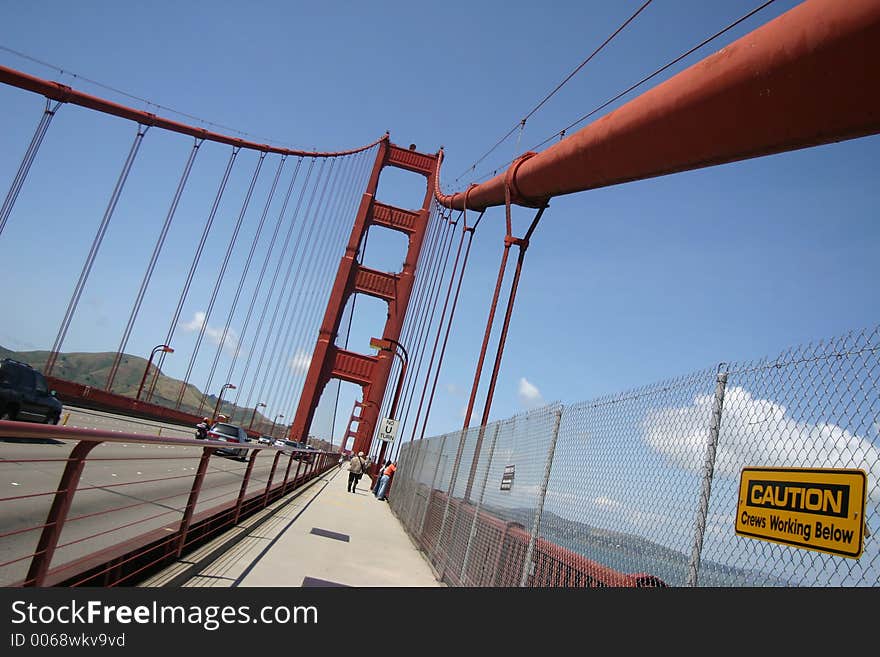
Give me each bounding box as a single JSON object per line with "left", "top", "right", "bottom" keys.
{"left": 208, "top": 422, "right": 251, "bottom": 460}
{"left": 0, "top": 358, "right": 63, "bottom": 425}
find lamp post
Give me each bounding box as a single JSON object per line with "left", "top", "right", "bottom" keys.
{"left": 212, "top": 383, "right": 236, "bottom": 422}
{"left": 270, "top": 413, "right": 284, "bottom": 438}
{"left": 136, "top": 344, "right": 174, "bottom": 401}
{"left": 369, "top": 337, "right": 408, "bottom": 419}
{"left": 249, "top": 402, "right": 267, "bottom": 430}
{"left": 369, "top": 337, "right": 408, "bottom": 467}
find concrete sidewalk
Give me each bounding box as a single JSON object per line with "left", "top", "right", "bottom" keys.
{"left": 143, "top": 465, "right": 442, "bottom": 588}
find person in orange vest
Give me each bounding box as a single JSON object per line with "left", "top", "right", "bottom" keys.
{"left": 375, "top": 461, "right": 397, "bottom": 501}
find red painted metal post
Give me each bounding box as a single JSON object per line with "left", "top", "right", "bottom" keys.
{"left": 291, "top": 458, "right": 303, "bottom": 491}
{"left": 176, "top": 445, "right": 215, "bottom": 557}
{"left": 25, "top": 440, "right": 100, "bottom": 586}
{"left": 233, "top": 450, "right": 259, "bottom": 524}
{"left": 437, "top": 0, "right": 880, "bottom": 211}
{"left": 280, "top": 453, "right": 295, "bottom": 494}
{"left": 263, "top": 450, "right": 282, "bottom": 506}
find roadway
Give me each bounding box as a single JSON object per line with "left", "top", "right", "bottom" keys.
{"left": 0, "top": 406, "right": 307, "bottom": 586}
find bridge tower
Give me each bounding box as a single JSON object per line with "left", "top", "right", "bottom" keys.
{"left": 289, "top": 138, "right": 437, "bottom": 455}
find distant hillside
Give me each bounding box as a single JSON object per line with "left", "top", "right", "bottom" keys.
{"left": 0, "top": 345, "right": 273, "bottom": 427}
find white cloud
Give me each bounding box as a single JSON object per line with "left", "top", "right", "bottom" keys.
{"left": 518, "top": 377, "right": 544, "bottom": 409}
{"left": 288, "top": 349, "right": 312, "bottom": 375}
{"left": 594, "top": 495, "right": 622, "bottom": 510}
{"left": 180, "top": 311, "right": 238, "bottom": 352}
{"left": 642, "top": 385, "right": 880, "bottom": 496}
{"left": 445, "top": 383, "right": 461, "bottom": 395}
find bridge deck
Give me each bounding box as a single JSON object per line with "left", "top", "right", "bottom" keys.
{"left": 141, "top": 466, "right": 443, "bottom": 588}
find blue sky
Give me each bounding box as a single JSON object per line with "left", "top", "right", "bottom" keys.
{"left": 0, "top": 0, "right": 878, "bottom": 453}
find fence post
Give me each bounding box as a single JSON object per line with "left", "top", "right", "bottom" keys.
{"left": 263, "top": 451, "right": 282, "bottom": 506}
{"left": 434, "top": 429, "right": 467, "bottom": 561}
{"left": 520, "top": 406, "right": 563, "bottom": 587}
{"left": 420, "top": 433, "right": 449, "bottom": 545}
{"left": 460, "top": 420, "right": 502, "bottom": 585}
{"left": 176, "top": 446, "right": 214, "bottom": 557}
{"left": 25, "top": 440, "right": 100, "bottom": 586}
{"left": 280, "top": 454, "right": 295, "bottom": 494}
{"left": 404, "top": 438, "right": 428, "bottom": 530}
{"left": 233, "top": 450, "right": 259, "bottom": 524}
{"left": 686, "top": 367, "right": 729, "bottom": 587}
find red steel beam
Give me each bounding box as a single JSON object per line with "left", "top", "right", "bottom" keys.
{"left": 437, "top": 0, "right": 880, "bottom": 210}
{"left": 0, "top": 64, "right": 386, "bottom": 158}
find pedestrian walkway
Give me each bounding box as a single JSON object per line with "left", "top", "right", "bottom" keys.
{"left": 142, "top": 464, "right": 443, "bottom": 588}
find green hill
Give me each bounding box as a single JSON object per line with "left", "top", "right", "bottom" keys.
{"left": 0, "top": 345, "right": 273, "bottom": 427}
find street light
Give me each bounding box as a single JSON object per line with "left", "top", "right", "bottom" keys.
{"left": 136, "top": 344, "right": 174, "bottom": 401}
{"left": 270, "top": 413, "right": 284, "bottom": 438}
{"left": 369, "top": 336, "right": 408, "bottom": 467}
{"left": 249, "top": 402, "right": 267, "bottom": 430}
{"left": 370, "top": 337, "right": 408, "bottom": 420}
{"left": 212, "top": 383, "right": 236, "bottom": 422}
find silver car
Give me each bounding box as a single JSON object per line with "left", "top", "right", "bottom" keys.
{"left": 208, "top": 422, "right": 251, "bottom": 460}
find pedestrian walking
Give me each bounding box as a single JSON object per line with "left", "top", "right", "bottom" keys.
{"left": 375, "top": 461, "right": 397, "bottom": 501}
{"left": 347, "top": 451, "right": 367, "bottom": 493}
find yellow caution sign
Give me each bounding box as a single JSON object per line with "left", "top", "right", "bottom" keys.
{"left": 735, "top": 467, "right": 867, "bottom": 559}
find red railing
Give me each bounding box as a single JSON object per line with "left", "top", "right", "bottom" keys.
{"left": 0, "top": 421, "right": 334, "bottom": 587}
{"left": 47, "top": 375, "right": 267, "bottom": 439}
{"left": 409, "top": 486, "right": 666, "bottom": 587}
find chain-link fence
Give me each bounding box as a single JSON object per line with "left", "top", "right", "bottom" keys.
{"left": 389, "top": 325, "right": 879, "bottom": 586}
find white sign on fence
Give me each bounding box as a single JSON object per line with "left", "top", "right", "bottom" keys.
{"left": 378, "top": 417, "right": 399, "bottom": 443}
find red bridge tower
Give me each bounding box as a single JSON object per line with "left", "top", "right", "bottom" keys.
{"left": 289, "top": 138, "right": 438, "bottom": 455}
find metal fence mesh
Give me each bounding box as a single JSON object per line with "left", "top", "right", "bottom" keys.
{"left": 390, "top": 325, "right": 879, "bottom": 586}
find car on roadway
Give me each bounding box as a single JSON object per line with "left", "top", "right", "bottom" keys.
{"left": 257, "top": 434, "right": 274, "bottom": 445}
{"left": 207, "top": 422, "right": 251, "bottom": 460}
{"left": 274, "top": 439, "right": 302, "bottom": 457}
{"left": 0, "top": 358, "right": 63, "bottom": 425}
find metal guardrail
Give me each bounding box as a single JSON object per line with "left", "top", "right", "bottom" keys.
{"left": 0, "top": 421, "right": 334, "bottom": 587}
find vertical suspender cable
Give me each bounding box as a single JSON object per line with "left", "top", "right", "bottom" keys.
{"left": 281, "top": 148, "right": 372, "bottom": 432}
{"left": 200, "top": 154, "right": 287, "bottom": 412}
{"left": 264, "top": 156, "right": 345, "bottom": 416}
{"left": 296, "top": 154, "right": 365, "bottom": 438}
{"left": 147, "top": 146, "right": 240, "bottom": 402}
{"left": 406, "top": 210, "right": 485, "bottom": 458}
{"left": 238, "top": 157, "right": 318, "bottom": 415}
{"left": 267, "top": 156, "right": 346, "bottom": 415}
{"left": 381, "top": 202, "right": 445, "bottom": 442}
{"left": 463, "top": 201, "right": 548, "bottom": 501}
{"left": 389, "top": 205, "right": 446, "bottom": 441}
{"left": 227, "top": 156, "right": 304, "bottom": 414}
{"left": 105, "top": 137, "right": 203, "bottom": 391}
{"left": 251, "top": 158, "right": 330, "bottom": 410}
{"left": 45, "top": 123, "right": 149, "bottom": 376}
{"left": 395, "top": 212, "right": 457, "bottom": 443}
{"left": 0, "top": 99, "right": 63, "bottom": 238}
{"left": 407, "top": 209, "right": 479, "bottom": 451}
{"left": 177, "top": 151, "right": 266, "bottom": 409}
